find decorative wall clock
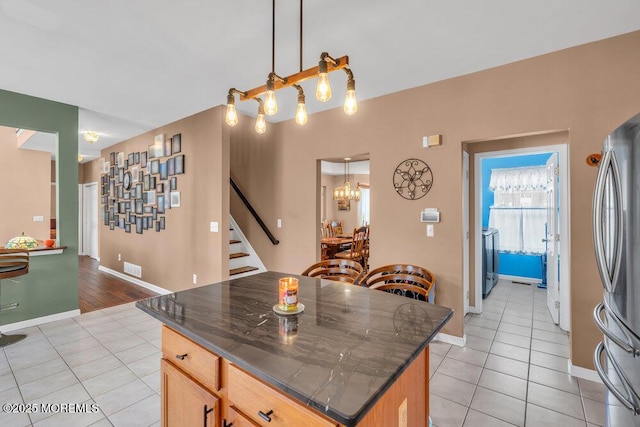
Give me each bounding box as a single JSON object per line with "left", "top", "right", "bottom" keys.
{"left": 393, "top": 158, "right": 433, "bottom": 200}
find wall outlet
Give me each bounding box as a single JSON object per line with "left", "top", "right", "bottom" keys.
{"left": 118, "top": 253, "right": 121, "bottom": 261}
{"left": 426, "top": 224, "right": 434, "bottom": 237}
{"left": 33, "top": 215, "right": 44, "bottom": 222}
{"left": 277, "top": 219, "right": 282, "bottom": 228}
{"left": 193, "top": 274, "right": 197, "bottom": 284}
{"left": 210, "top": 222, "right": 219, "bottom": 232}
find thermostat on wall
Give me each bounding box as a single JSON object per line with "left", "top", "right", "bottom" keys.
{"left": 420, "top": 208, "right": 440, "bottom": 223}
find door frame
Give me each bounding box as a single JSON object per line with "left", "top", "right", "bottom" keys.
{"left": 472, "top": 144, "right": 571, "bottom": 331}
{"left": 80, "top": 182, "right": 99, "bottom": 259}
{"left": 463, "top": 152, "right": 470, "bottom": 315}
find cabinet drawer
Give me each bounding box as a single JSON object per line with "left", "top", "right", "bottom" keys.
{"left": 228, "top": 406, "right": 260, "bottom": 427}
{"left": 162, "top": 326, "right": 220, "bottom": 391}
{"left": 228, "top": 364, "right": 336, "bottom": 427}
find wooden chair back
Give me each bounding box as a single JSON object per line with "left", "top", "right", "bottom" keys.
{"left": 336, "top": 227, "right": 366, "bottom": 264}
{"left": 368, "top": 280, "right": 431, "bottom": 301}
{"left": 0, "top": 249, "right": 30, "bottom": 280}
{"left": 331, "top": 221, "right": 343, "bottom": 236}
{"left": 301, "top": 259, "right": 364, "bottom": 284}
{"left": 357, "top": 264, "right": 435, "bottom": 301}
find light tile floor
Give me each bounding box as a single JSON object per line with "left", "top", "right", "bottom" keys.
{"left": 0, "top": 302, "right": 161, "bottom": 427}
{"left": 0, "top": 281, "right": 622, "bottom": 427}
{"left": 429, "top": 279, "right": 610, "bottom": 427}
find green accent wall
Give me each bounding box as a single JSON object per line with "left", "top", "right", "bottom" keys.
{"left": 0, "top": 89, "right": 79, "bottom": 325}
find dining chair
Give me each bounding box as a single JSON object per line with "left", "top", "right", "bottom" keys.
{"left": 335, "top": 227, "right": 367, "bottom": 267}
{"left": 0, "top": 248, "right": 30, "bottom": 347}
{"left": 301, "top": 259, "right": 364, "bottom": 284}
{"left": 357, "top": 264, "right": 435, "bottom": 302}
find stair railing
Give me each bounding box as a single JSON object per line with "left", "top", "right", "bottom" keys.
{"left": 230, "top": 178, "right": 279, "bottom": 245}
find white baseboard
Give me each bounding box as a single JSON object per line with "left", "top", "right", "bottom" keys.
{"left": 468, "top": 306, "right": 482, "bottom": 314}
{"left": 435, "top": 332, "right": 466, "bottom": 347}
{"left": 1, "top": 309, "right": 81, "bottom": 333}
{"left": 568, "top": 360, "right": 603, "bottom": 383}
{"left": 98, "top": 265, "right": 171, "bottom": 295}
{"left": 499, "top": 274, "right": 542, "bottom": 284}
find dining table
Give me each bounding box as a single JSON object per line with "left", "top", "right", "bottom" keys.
{"left": 320, "top": 236, "right": 352, "bottom": 259}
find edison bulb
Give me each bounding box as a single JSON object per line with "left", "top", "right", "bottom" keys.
{"left": 264, "top": 90, "right": 278, "bottom": 116}
{"left": 255, "top": 113, "right": 267, "bottom": 134}
{"left": 344, "top": 89, "right": 357, "bottom": 115}
{"left": 225, "top": 103, "right": 238, "bottom": 126}
{"left": 295, "top": 101, "right": 308, "bottom": 126}
{"left": 316, "top": 72, "right": 332, "bottom": 102}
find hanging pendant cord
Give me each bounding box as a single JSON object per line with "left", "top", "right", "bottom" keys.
{"left": 299, "top": 0, "right": 303, "bottom": 72}
{"left": 271, "top": 0, "right": 275, "bottom": 73}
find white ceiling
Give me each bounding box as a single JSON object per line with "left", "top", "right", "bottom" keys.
{"left": 2, "top": 0, "right": 640, "bottom": 158}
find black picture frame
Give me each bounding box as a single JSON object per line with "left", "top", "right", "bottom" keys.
{"left": 151, "top": 159, "right": 159, "bottom": 175}
{"left": 144, "top": 174, "right": 150, "bottom": 191}
{"left": 135, "top": 199, "right": 143, "bottom": 214}
{"left": 134, "top": 152, "right": 140, "bottom": 164}
{"left": 125, "top": 223, "right": 131, "bottom": 233}
{"left": 119, "top": 201, "right": 128, "bottom": 212}
{"left": 123, "top": 192, "right": 130, "bottom": 200}
{"left": 159, "top": 162, "right": 167, "bottom": 180}
{"left": 109, "top": 222, "right": 115, "bottom": 231}
{"left": 149, "top": 176, "right": 156, "bottom": 190}
{"left": 136, "top": 182, "right": 143, "bottom": 196}
{"left": 172, "top": 134, "right": 181, "bottom": 154}
{"left": 157, "top": 183, "right": 164, "bottom": 193}
{"left": 110, "top": 152, "right": 116, "bottom": 165}
{"left": 118, "top": 217, "right": 125, "bottom": 229}
{"left": 144, "top": 206, "right": 153, "bottom": 214}
{"left": 141, "top": 151, "right": 148, "bottom": 168}
{"left": 157, "top": 195, "right": 165, "bottom": 214}
{"left": 170, "top": 177, "right": 177, "bottom": 191}
{"left": 118, "top": 168, "right": 124, "bottom": 183}
{"left": 130, "top": 214, "right": 136, "bottom": 224}
{"left": 175, "top": 155, "right": 184, "bottom": 174}
{"left": 167, "top": 157, "right": 175, "bottom": 176}
{"left": 136, "top": 217, "right": 143, "bottom": 234}
{"left": 160, "top": 216, "right": 166, "bottom": 230}
{"left": 156, "top": 221, "right": 161, "bottom": 232}
{"left": 152, "top": 207, "right": 158, "bottom": 220}
{"left": 147, "top": 216, "right": 154, "bottom": 229}
{"left": 143, "top": 216, "right": 149, "bottom": 230}
{"left": 128, "top": 153, "right": 134, "bottom": 165}
{"left": 110, "top": 166, "right": 115, "bottom": 179}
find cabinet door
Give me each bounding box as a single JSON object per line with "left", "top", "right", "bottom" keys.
{"left": 161, "top": 359, "right": 219, "bottom": 427}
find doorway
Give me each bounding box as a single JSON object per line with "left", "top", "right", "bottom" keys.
{"left": 81, "top": 182, "right": 99, "bottom": 260}
{"left": 470, "top": 143, "right": 570, "bottom": 332}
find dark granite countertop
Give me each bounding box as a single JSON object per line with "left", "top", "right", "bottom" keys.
{"left": 136, "top": 271, "right": 453, "bottom": 426}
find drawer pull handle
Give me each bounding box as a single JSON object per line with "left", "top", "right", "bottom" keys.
{"left": 176, "top": 353, "right": 188, "bottom": 360}
{"left": 258, "top": 409, "right": 274, "bottom": 422}
{"left": 203, "top": 404, "right": 214, "bottom": 427}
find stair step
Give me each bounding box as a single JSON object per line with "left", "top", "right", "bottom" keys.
{"left": 230, "top": 252, "right": 250, "bottom": 259}
{"left": 230, "top": 239, "right": 241, "bottom": 244}
{"left": 230, "top": 266, "right": 259, "bottom": 276}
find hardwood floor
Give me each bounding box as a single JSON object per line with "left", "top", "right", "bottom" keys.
{"left": 78, "top": 256, "right": 158, "bottom": 313}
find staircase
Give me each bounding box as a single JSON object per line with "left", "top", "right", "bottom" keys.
{"left": 229, "top": 215, "right": 266, "bottom": 278}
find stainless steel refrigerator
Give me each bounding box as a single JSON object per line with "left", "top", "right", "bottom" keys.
{"left": 593, "top": 112, "right": 640, "bottom": 426}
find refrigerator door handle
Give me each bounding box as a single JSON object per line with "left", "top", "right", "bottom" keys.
{"left": 592, "top": 150, "right": 623, "bottom": 293}
{"left": 595, "top": 341, "right": 640, "bottom": 415}
{"left": 593, "top": 302, "right": 640, "bottom": 356}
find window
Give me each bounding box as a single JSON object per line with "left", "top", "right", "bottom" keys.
{"left": 358, "top": 187, "right": 370, "bottom": 226}
{"left": 488, "top": 166, "right": 548, "bottom": 254}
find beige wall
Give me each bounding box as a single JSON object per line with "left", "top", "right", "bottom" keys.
{"left": 100, "top": 106, "right": 230, "bottom": 292}
{"left": 230, "top": 31, "right": 640, "bottom": 369}
{"left": 0, "top": 125, "right": 51, "bottom": 242}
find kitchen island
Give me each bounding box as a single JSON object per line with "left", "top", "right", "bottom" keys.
{"left": 136, "top": 271, "right": 453, "bottom": 427}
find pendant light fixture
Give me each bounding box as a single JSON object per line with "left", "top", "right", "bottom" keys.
{"left": 333, "top": 158, "right": 361, "bottom": 202}
{"left": 225, "top": 0, "right": 357, "bottom": 133}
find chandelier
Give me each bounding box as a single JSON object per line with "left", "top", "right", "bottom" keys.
{"left": 225, "top": 0, "right": 357, "bottom": 134}
{"left": 334, "top": 158, "right": 361, "bottom": 202}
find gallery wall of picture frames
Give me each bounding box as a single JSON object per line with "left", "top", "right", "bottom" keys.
{"left": 100, "top": 133, "right": 184, "bottom": 234}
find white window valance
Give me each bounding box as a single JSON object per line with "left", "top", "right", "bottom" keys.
{"left": 489, "top": 166, "right": 548, "bottom": 193}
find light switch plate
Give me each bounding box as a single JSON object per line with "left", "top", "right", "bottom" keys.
{"left": 33, "top": 215, "right": 44, "bottom": 222}
{"left": 427, "top": 224, "right": 434, "bottom": 237}
{"left": 277, "top": 219, "right": 282, "bottom": 228}
{"left": 210, "top": 222, "right": 219, "bottom": 232}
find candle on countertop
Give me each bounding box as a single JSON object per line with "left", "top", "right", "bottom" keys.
{"left": 278, "top": 277, "right": 299, "bottom": 312}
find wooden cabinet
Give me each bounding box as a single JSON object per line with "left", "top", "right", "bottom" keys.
{"left": 160, "top": 325, "right": 428, "bottom": 427}
{"left": 161, "top": 359, "right": 219, "bottom": 427}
